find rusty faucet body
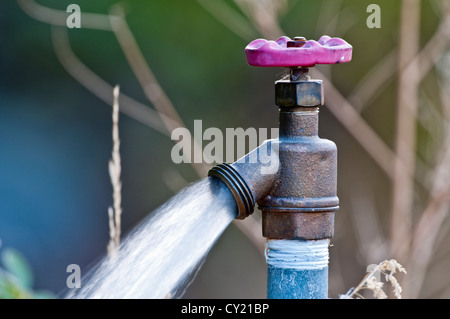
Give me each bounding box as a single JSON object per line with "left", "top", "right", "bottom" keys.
{"left": 209, "top": 66, "right": 338, "bottom": 240}
{"left": 209, "top": 35, "right": 351, "bottom": 298}
{"left": 261, "top": 72, "right": 338, "bottom": 240}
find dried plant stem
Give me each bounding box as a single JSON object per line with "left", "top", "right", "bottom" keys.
{"left": 107, "top": 85, "right": 123, "bottom": 257}
{"left": 341, "top": 259, "right": 406, "bottom": 299}
{"left": 390, "top": 0, "right": 421, "bottom": 264}
{"left": 344, "top": 268, "right": 386, "bottom": 299}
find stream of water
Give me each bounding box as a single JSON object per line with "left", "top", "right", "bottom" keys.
{"left": 70, "top": 177, "right": 237, "bottom": 299}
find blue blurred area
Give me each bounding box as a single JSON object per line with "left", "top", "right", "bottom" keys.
{"left": 0, "top": 86, "right": 112, "bottom": 292}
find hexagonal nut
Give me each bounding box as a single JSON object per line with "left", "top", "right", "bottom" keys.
{"left": 275, "top": 80, "right": 323, "bottom": 107}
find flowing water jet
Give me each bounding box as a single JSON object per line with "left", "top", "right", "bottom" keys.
{"left": 71, "top": 178, "right": 236, "bottom": 299}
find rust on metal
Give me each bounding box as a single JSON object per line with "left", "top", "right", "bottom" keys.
{"left": 275, "top": 79, "right": 323, "bottom": 106}
{"left": 262, "top": 210, "right": 335, "bottom": 240}
{"left": 257, "top": 76, "right": 339, "bottom": 240}
{"left": 287, "top": 36, "right": 307, "bottom": 48}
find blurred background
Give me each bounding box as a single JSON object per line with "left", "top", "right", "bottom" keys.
{"left": 1, "top": 0, "right": 450, "bottom": 298}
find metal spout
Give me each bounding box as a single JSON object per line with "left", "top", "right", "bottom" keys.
{"left": 208, "top": 139, "right": 280, "bottom": 220}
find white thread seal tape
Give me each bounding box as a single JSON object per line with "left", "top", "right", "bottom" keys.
{"left": 265, "top": 239, "right": 329, "bottom": 270}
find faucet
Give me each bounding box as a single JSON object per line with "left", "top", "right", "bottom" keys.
{"left": 208, "top": 35, "right": 352, "bottom": 298}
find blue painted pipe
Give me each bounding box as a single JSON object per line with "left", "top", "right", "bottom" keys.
{"left": 266, "top": 239, "right": 329, "bottom": 299}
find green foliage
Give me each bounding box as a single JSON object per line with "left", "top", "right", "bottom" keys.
{"left": 0, "top": 247, "right": 56, "bottom": 299}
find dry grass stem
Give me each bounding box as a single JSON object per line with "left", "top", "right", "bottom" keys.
{"left": 107, "top": 85, "right": 123, "bottom": 258}
{"left": 366, "top": 276, "right": 387, "bottom": 299}
{"left": 341, "top": 259, "right": 406, "bottom": 299}
{"left": 390, "top": 0, "right": 421, "bottom": 264}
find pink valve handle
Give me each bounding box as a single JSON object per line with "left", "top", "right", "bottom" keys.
{"left": 245, "top": 35, "right": 352, "bottom": 67}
